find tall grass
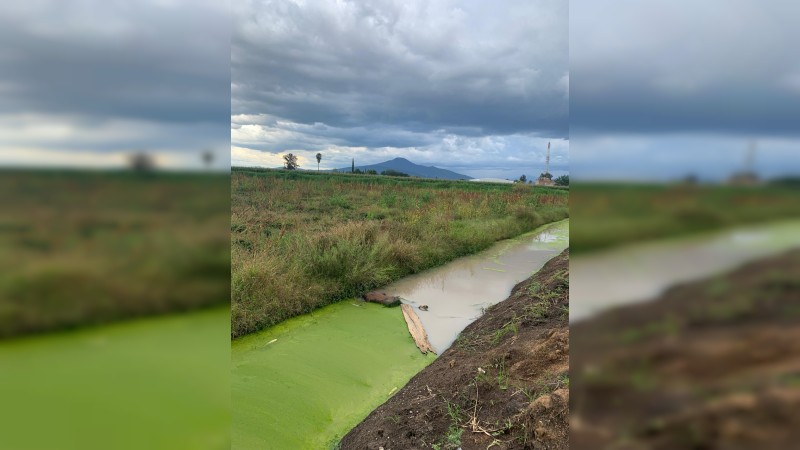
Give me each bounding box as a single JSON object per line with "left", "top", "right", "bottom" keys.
{"left": 0, "top": 170, "right": 230, "bottom": 338}
{"left": 571, "top": 182, "right": 800, "bottom": 253}
{"left": 231, "top": 169, "right": 568, "bottom": 338}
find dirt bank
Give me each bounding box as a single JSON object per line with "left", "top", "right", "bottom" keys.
{"left": 340, "top": 249, "right": 569, "bottom": 450}
{"left": 571, "top": 249, "right": 800, "bottom": 450}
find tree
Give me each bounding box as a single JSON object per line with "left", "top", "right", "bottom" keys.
{"left": 201, "top": 149, "right": 214, "bottom": 169}
{"left": 554, "top": 174, "right": 569, "bottom": 186}
{"left": 283, "top": 153, "right": 299, "bottom": 170}
{"left": 381, "top": 169, "right": 409, "bottom": 177}
{"left": 316, "top": 153, "right": 322, "bottom": 172}
{"left": 129, "top": 151, "right": 156, "bottom": 173}
{"left": 539, "top": 172, "right": 553, "bottom": 179}
{"left": 366, "top": 169, "right": 377, "bottom": 175}
{"left": 351, "top": 158, "right": 355, "bottom": 173}
{"left": 519, "top": 174, "right": 527, "bottom": 183}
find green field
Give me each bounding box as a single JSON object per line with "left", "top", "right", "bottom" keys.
{"left": 0, "top": 170, "right": 230, "bottom": 338}
{"left": 231, "top": 168, "right": 569, "bottom": 338}
{"left": 570, "top": 182, "right": 800, "bottom": 253}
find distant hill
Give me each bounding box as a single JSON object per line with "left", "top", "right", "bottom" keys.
{"left": 334, "top": 157, "right": 472, "bottom": 180}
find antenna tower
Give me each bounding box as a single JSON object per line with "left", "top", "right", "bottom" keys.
{"left": 546, "top": 141, "right": 551, "bottom": 175}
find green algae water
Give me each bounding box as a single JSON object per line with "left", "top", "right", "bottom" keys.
{"left": 231, "top": 219, "right": 569, "bottom": 449}
{"left": 0, "top": 308, "right": 230, "bottom": 450}
{"left": 232, "top": 301, "right": 435, "bottom": 449}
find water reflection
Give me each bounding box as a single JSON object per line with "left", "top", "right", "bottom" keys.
{"left": 571, "top": 219, "right": 800, "bottom": 322}
{"left": 385, "top": 219, "right": 569, "bottom": 353}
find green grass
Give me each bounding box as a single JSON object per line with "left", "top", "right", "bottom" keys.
{"left": 0, "top": 170, "right": 230, "bottom": 339}
{"left": 231, "top": 168, "right": 568, "bottom": 338}
{"left": 570, "top": 182, "right": 800, "bottom": 253}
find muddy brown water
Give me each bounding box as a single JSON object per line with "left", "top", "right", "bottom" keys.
{"left": 385, "top": 219, "right": 569, "bottom": 353}
{"left": 571, "top": 219, "right": 800, "bottom": 322}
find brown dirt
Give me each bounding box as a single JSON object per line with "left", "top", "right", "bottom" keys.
{"left": 571, "top": 249, "right": 800, "bottom": 450}
{"left": 340, "top": 249, "right": 570, "bottom": 450}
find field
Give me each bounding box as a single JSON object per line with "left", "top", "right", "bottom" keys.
{"left": 231, "top": 168, "right": 569, "bottom": 338}
{"left": 0, "top": 170, "right": 231, "bottom": 338}
{"left": 570, "top": 182, "right": 800, "bottom": 253}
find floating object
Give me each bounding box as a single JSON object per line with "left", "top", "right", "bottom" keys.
{"left": 363, "top": 291, "right": 402, "bottom": 307}
{"left": 267, "top": 339, "right": 277, "bottom": 345}
{"left": 419, "top": 305, "right": 429, "bottom": 311}
{"left": 400, "top": 304, "right": 435, "bottom": 354}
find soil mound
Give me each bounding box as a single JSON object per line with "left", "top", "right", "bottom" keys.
{"left": 571, "top": 249, "right": 800, "bottom": 450}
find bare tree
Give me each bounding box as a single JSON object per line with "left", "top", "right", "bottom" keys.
{"left": 283, "top": 153, "right": 299, "bottom": 170}
{"left": 316, "top": 152, "right": 322, "bottom": 172}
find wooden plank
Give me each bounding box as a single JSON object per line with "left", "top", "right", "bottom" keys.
{"left": 400, "top": 304, "right": 435, "bottom": 354}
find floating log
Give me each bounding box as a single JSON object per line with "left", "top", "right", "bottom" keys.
{"left": 400, "top": 304, "right": 435, "bottom": 354}
{"left": 363, "top": 291, "right": 402, "bottom": 307}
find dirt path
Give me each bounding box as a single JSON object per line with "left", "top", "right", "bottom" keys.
{"left": 571, "top": 249, "right": 800, "bottom": 450}
{"left": 340, "top": 249, "right": 569, "bottom": 450}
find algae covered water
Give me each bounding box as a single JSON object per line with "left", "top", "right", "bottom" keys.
{"left": 0, "top": 308, "right": 230, "bottom": 450}
{"left": 231, "top": 219, "right": 569, "bottom": 449}
{"left": 232, "top": 301, "right": 434, "bottom": 449}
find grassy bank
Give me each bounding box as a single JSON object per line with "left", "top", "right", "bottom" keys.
{"left": 570, "top": 182, "right": 800, "bottom": 253}
{"left": 0, "top": 170, "right": 230, "bottom": 339}
{"left": 231, "top": 168, "right": 568, "bottom": 338}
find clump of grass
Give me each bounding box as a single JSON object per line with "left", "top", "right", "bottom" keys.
{"left": 432, "top": 399, "right": 465, "bottom": 450}
{"left": 231, "top": 169, "right": 568, "bottom": 338}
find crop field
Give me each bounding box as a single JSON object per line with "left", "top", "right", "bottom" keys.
{"left": 231, "top": 168, "right": 569, "bottom": 338}
{"left": 0, "top": 170, "right": 231, "bottom": 338}
{"left": 570, "top": 182, "right": 800, "bottom": 253}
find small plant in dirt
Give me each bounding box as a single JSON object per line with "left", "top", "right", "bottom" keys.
{"left": 491, "top": 318, "right": 520, "bottom": 344}
{"left": 431, "top": 399, "right": 465, "bottom": 449}
{"left": 525, "top": 301, "right": 550, "bottom": 322}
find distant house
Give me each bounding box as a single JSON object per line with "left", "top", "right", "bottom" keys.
{"left": 727, "top": 171, "right": 760, "bottom": 186}
{"left": 469, "top": 178, "right": 514, "bottom": 184}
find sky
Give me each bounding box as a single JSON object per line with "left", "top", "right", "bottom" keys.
{"left": 570, "top": 0, "right": 800, "bottom": 181}
{"left": 232, "top": 0, "right": 569, "bottom": 179}
{"left": 0, "top": 0, "right": 231, "bottom": 170}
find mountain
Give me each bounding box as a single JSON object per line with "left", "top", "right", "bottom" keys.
{"left": 334, "top": 157, "right": 472, "bottom": 180}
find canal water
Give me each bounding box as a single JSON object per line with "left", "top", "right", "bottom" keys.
{"left": 231, "top": 219, "right": 569, "bottom": 449}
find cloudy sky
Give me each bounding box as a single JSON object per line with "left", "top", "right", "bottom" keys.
{"left": 571, "top": 0, "right": 800, "bottom": 181}
{"left": 232, "top": 0, "right": 569, "bottom": 179}
{"left": 0, "top": 0, "right": 230, "bottom": 169}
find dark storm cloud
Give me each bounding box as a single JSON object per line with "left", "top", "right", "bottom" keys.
{"left": 233, "top": 0, "right": 569, "bottom": 145}
{"left": 0, "top": 1, "right": 229, "bottom": 124}
{"left": 571, "top": 0, "right": 800, "bottom": 136}
{"left": 1, "top": 0, "right": 230, "bottom": 166}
